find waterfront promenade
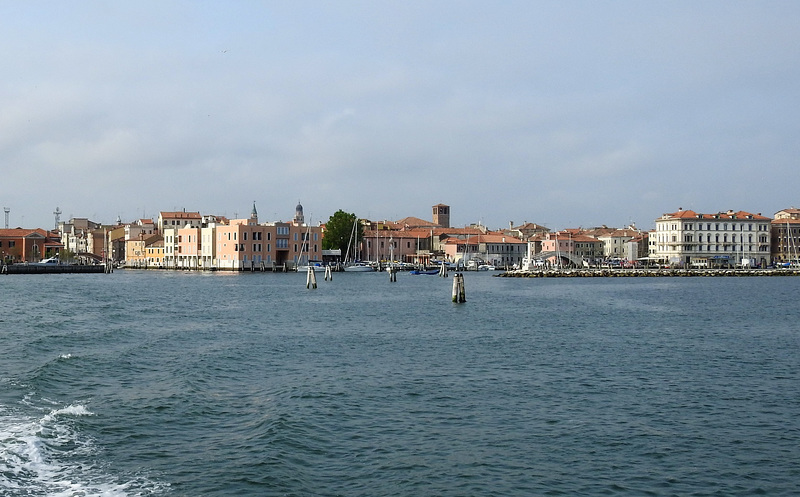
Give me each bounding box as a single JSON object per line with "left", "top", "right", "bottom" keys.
{"left": 498, "top": 268, "right": 800, "bottom": 278}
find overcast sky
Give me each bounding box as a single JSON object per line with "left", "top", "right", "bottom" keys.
{"left": 2, "top": 1, "right": 798, "bottom": 231}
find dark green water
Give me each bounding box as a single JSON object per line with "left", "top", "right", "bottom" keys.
{"left": 2, "top": 271, "right": 800, "bottom": 496}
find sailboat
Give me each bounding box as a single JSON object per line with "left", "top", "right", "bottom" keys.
{"left": 296, "top": 222, "right": 326, "bottom": 271}
{"left": 343, "top": 219, "right": 375, "bottom": 272}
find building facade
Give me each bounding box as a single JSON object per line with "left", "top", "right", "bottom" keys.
{"left": 651, "top": 208, "right": 771, "bottom": 267}
{"left": 771, "top": 208, "right": 800, "bottom": 264}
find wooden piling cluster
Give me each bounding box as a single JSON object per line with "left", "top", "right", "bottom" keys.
{"left": 452, "top": 273, "right": 466, "bottom": 303}
{"left": 306, "top": 266, "right": 318, "bottom": 289}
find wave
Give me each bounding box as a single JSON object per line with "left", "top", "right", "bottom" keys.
{"left": 0, "top": 402, "right": 166, "bottom": 496}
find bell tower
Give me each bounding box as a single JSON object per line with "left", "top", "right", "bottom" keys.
{"left": 432, "top": 204, "right": 450, "bottom": 228}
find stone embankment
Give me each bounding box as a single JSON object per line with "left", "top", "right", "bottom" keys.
{"left": 496, "top": 268, "right": 800, "bottom": 278}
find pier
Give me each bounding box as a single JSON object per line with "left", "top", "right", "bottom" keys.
{"left": 496, "top": 268, "right": 800, "bottom": 278}
{"left": 2, "top": 263, "right": 109, "bottom": 274}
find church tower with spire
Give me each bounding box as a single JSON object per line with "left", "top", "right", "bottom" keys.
{"left": 293, "top": 201, "right": 305, "bottom": 225}
{"left": 250, "top": 201, "right": 258, "bottom": 224}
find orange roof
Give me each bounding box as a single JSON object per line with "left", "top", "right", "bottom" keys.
{"left": 395, "top": 216, "right": 438, "bottom": 228}
{"left": 159, "top": 211, "right": 202, "bottom": 219}
{"left": 467, "top": 234, "right": 525, "bottom": 244}
{"left": 663, "top": 209, "right": 769, "bottom": 220}
{"left": 0, "top": 228, "right": 47, "bottom": 237}
{"left": 772, "top": 218, "right": 800, "bottom": 225}
{"left": 432, "top": 227, "right": 484, "bottom": 236}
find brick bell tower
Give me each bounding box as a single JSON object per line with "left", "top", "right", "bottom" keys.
{"left": 432, "top": 204, "right": 450, "bottom": 228}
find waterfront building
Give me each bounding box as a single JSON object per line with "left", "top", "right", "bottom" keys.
{"left": 126, "top": 233, "right": 162, "bottom": 268}
{"left": 119, "top": 219, "right": 157, "bottom": 265}
{"left": 125, "top": 219, "right": 157, "bottom": 240}
{"left": 362, "top": 229, "right": 405, "bottom": 263}
{"left": 771, "top": 208, "right": 800, "bottom": 264}
{"left": 157, "top": 211, "right": 202, "bottom": 233}
{"left": 162, "top": 227, "right": 178, "bottom": 268}
{"left": 539, "top": 231, "right": 603, "bottom": 267}
{"left": 360, "top": 203, "right": 467, "bottom": 263}
{"left": 213, "top": 203, "right": 322, "bottom": 271}
{"left": 176, "top": 225, "right": 202, "bottom": 269}
{"left": 0, "top": 228, "right": 61, "bottom": 263}
{"left": 590, "top": 227, "right": 642, "bottom": 260}
{"left": 443, "top": 237, "right": 480, "bottom": 265}
{"left": 503, "top": 222, "right": 550, "bottom": 241}
{"left": 145, "top": 236, "right": 165, "bottom": 267}
{"left": 59, "top": 217, "right": 102, "bottom": 257}
{"left": 440, "top": 233, "right": 525, "bottom": 267}
{"left": 651, "top": 208, "right": 771, "bottom": 268}
{"left": 473, "top": 234, "right": 527, "bottom": 267}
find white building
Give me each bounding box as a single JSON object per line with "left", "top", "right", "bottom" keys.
{"left": 651, "top": 208, "right": 771, "bottom": 268}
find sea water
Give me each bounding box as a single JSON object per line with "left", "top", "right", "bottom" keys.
{"left": 2, "top": 270, "right": 800, "bottom": 496}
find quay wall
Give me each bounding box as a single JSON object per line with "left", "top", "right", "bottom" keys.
{"left": 2, "top": 264, "right": 108, "bottom": 274}
{"left": 496, "top": 268, "right": 800, "bottom": 278}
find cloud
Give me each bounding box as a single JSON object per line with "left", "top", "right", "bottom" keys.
{"left": 2, "top": 1, "right": 799, "bottom": 229}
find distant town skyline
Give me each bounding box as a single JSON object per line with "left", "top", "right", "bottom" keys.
{"left": 2, "top": 2, "right": 799, "bottom": 231}
{"left": 1, "top": 201, "right": 794, "bottom": 235}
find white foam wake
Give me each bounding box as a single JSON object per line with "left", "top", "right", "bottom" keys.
{"left": 1, "top": 402, "right": 164, "bottom": 496}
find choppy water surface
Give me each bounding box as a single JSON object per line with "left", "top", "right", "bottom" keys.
{"left": 2, "top": 271, "right": 800, "bottom": 496}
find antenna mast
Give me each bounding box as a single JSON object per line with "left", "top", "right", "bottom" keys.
{"left": 53, "top": 206, "right": 62, "bottom": 230}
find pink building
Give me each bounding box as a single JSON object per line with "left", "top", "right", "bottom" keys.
{"left": 214, "top": 205, "right": 321, "bottom": 270}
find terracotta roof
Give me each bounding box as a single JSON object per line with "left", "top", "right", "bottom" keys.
{"left": 512, "top": 222, "right": 548, "bottom": 231}
{"left": 772, "top": 218, "right": 800, "bottom": 225}
{"left": 432, "top": 227, "right": 484, "bottom": 236}
{"left": 468, "top": 234, "right": 525, "bottom": 244}
{"left": 394, "top": 216, "right": 438, "bottom": 228}
{"left": 662, "top": 209, "right": 769, "bottom": 220}
{"left": 159, "top": 211, "right": 202, "bottom": 219}
{"left": 0, "top": 228, "right": 46, "bottom": 237}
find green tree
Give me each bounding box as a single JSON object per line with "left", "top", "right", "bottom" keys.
{"left": 60, "top": 249, "right": 76, "bottom": 263}
{"left": 322, "top": 210, "right": 362, "bottom": 253}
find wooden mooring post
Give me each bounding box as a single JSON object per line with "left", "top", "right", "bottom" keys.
{"left": 306, "top": 266, "right": 318, "bottom": 289}
{"left": 451, "top": 273, "right": 466, "bottom": 303}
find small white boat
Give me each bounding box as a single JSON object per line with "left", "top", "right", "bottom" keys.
{"left": 31, "top": 256, "right": 61, "bottom": 266}
{"left": 343, "top": 262, "right": 375, "bottom": 272}
{"left": 297, "top": 261, "right": 327, "bottom": 272}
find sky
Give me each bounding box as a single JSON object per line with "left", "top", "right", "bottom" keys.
{"left": 2, "top": 1, "right": 799, "bottom": 232}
